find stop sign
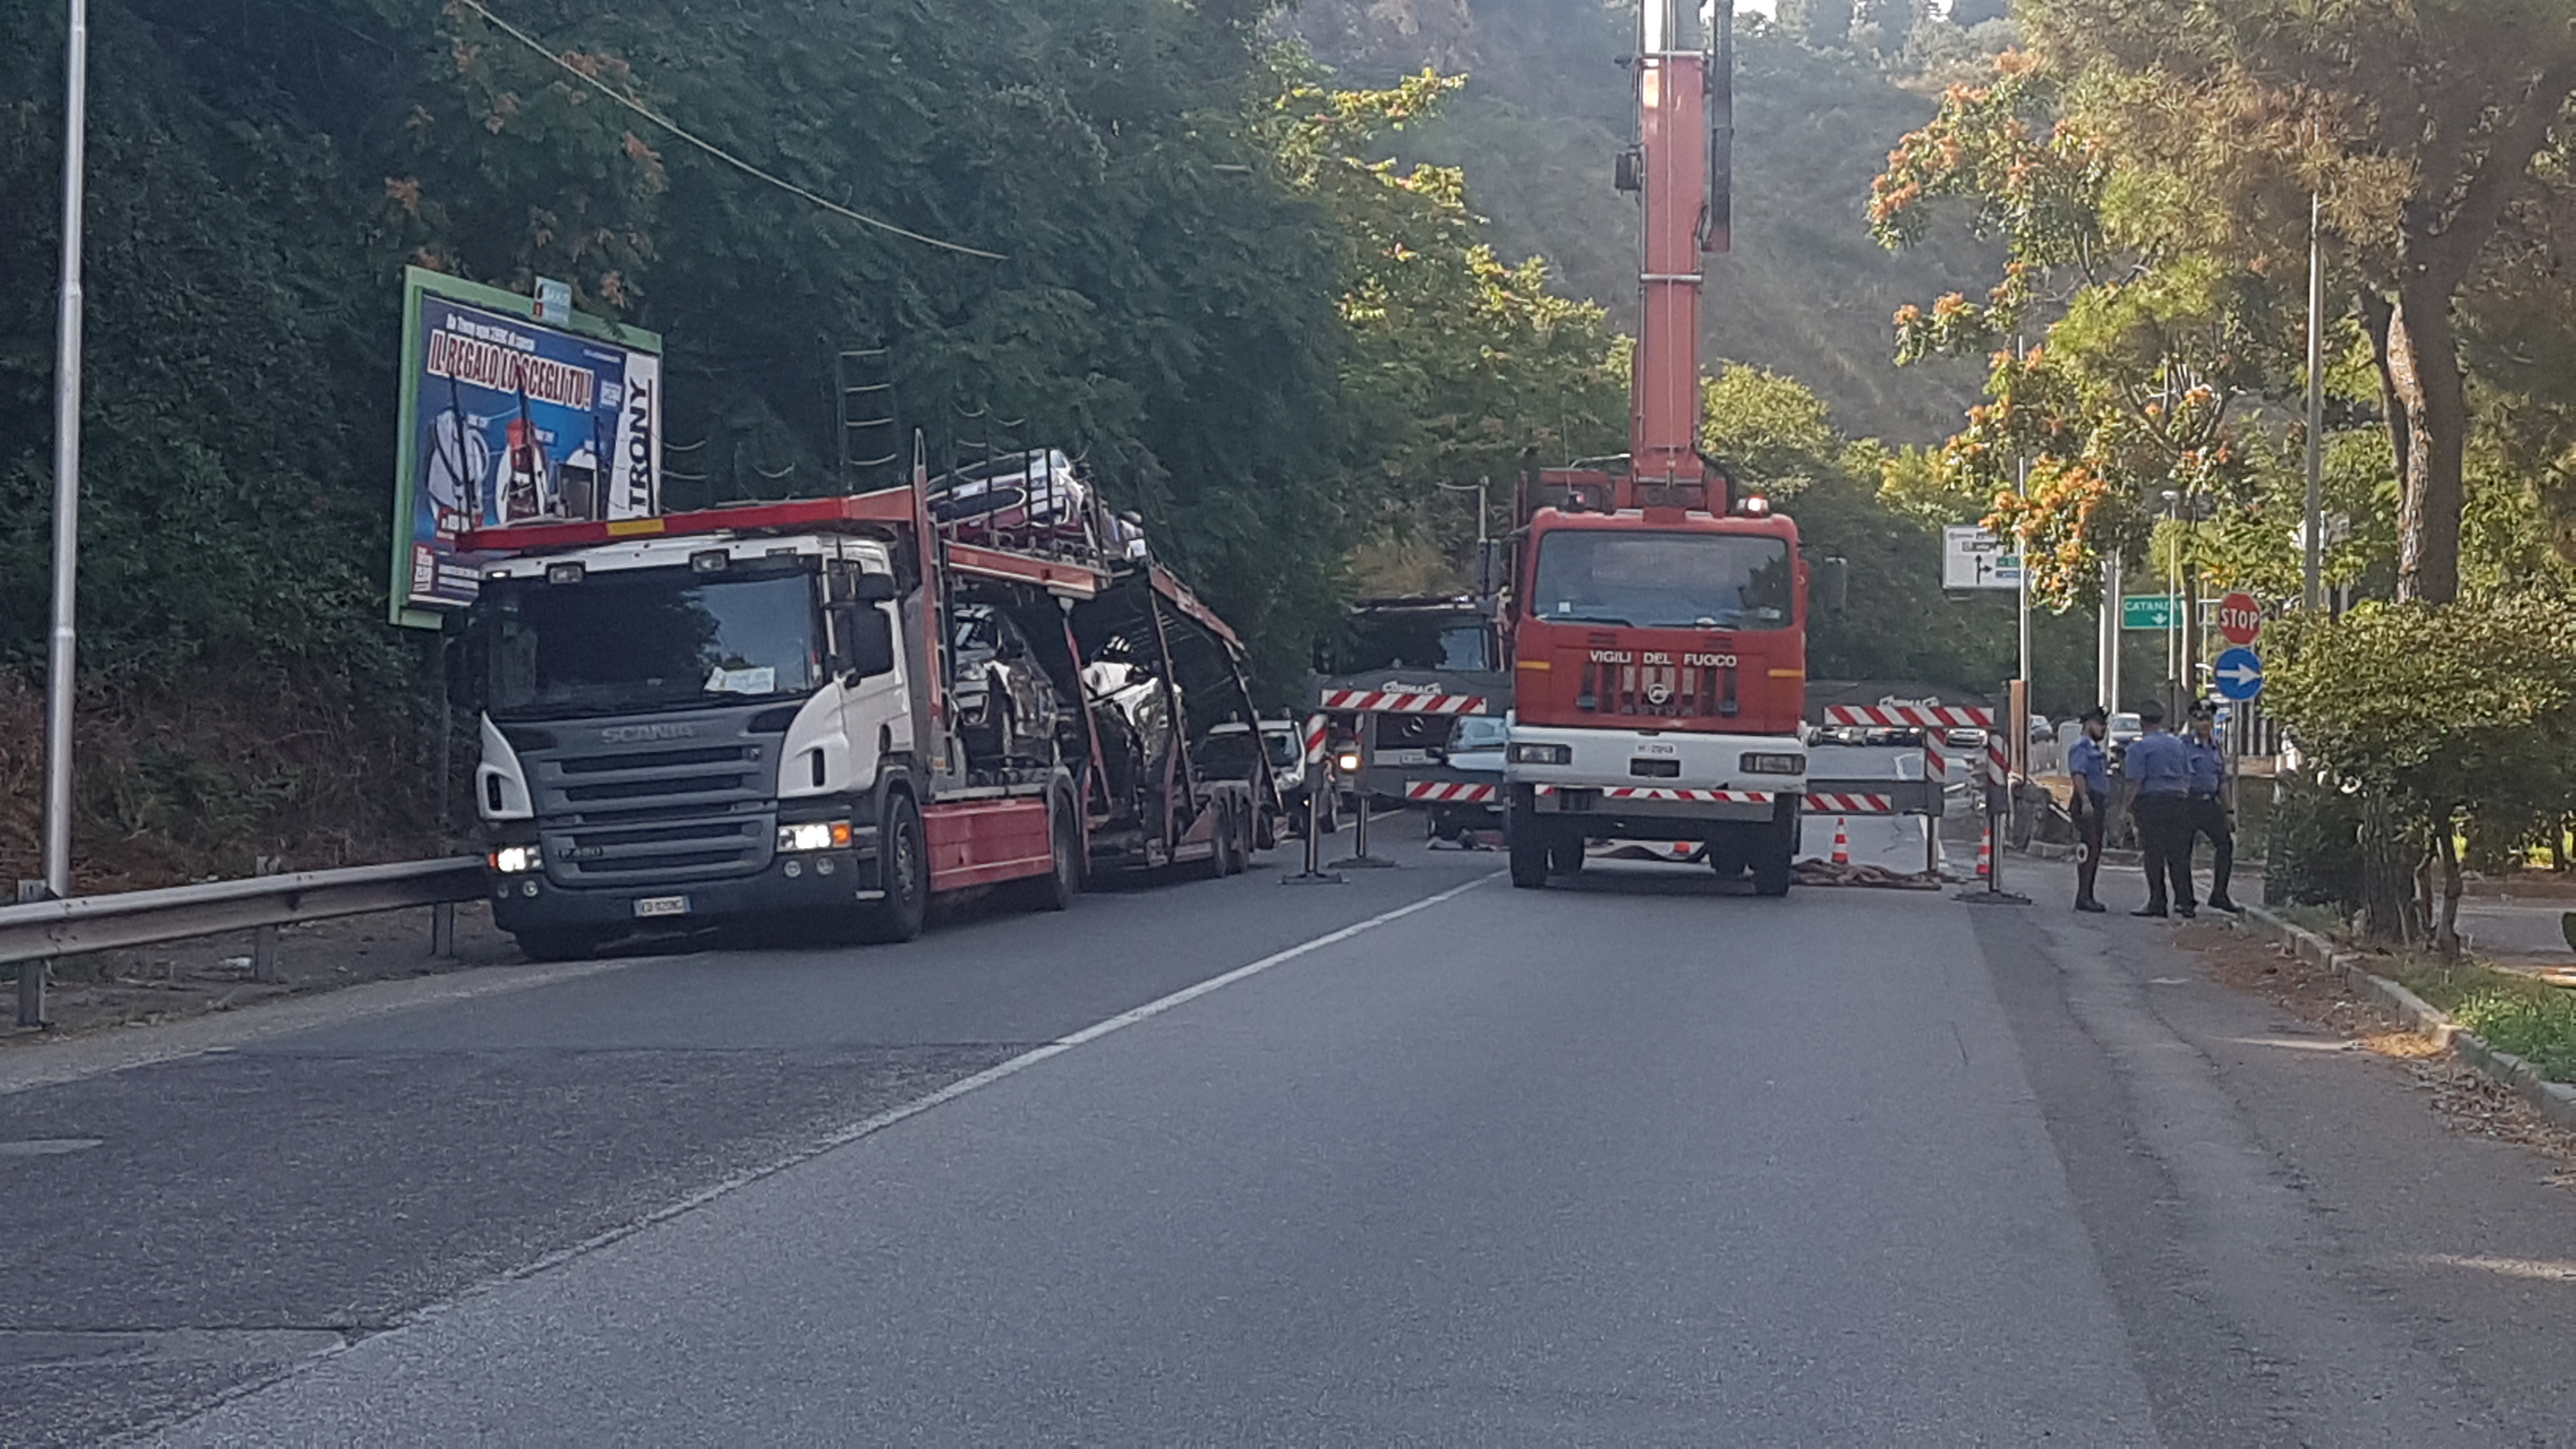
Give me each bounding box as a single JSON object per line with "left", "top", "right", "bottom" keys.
{"left": 2217, "top": 592, "right": 2262, "bottom": 647}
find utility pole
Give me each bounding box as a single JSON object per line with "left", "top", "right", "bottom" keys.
{"left": 2303, "top": 190, "right": 2325, "bottom": 615}
{"left": 2100, "top": 554, "right": 2121, "bottom": 711}
{"left": 29, "top": 0, "right": 89, "bottom": 1029}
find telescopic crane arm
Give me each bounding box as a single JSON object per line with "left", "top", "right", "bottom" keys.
{"left": 1627, "top": 1, "right": 1732, "bottom": 509}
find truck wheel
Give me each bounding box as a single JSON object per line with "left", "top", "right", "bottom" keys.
{"left": 1220, "top": 801, "right": 1248, "bottom": 876}
{"left": 1508, "top": 816, "right": 1551, "bottom": 889}
{"left": 1752, "top": 838, "right": 1794, "bottom": 898}
{"left": 1024, "top": 792, "right": 1081, "bottom": 912}
{"left": 515, "top": 930, "right": 595, "bottom": 962}
{"left": 1549, "top": 830, "right": 1586, "bottom": 875}
{"left": 855, "top": 794, "right": 929, "bottom": 942}
{"left": 1708, "top": 846, "right": 1746, "bottom": 880}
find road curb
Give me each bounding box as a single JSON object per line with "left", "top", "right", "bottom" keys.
{"left": 2237, "top": 905, "right": 2576, "bottom": 1133}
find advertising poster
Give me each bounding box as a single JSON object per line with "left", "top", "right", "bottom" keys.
{"left": 389, "top": 268, "right": 663, "bottom": 626}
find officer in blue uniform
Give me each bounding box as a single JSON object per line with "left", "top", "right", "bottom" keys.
{"left": 2122, "top": 701, "right": 2195, "bottom": 917}
{"left": 2184, "top": 702, "right": 2239, "bottom": 913}
{"left": 2066, "top": 707, "right": 2111, "bottom": 913}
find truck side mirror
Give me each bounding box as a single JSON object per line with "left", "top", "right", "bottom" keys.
{"left": 845, "top": 606, "right": 898, "bottom": 681}
{"left": 854, "top": 571, "right": 898, "bottom": 603}
{"left": 1814, "top": 556, "right": 1849, "bottom": 615}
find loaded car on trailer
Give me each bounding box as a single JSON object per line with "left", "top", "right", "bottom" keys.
{"left": 463, "top": 452, "right": 1272, "bottom": 959}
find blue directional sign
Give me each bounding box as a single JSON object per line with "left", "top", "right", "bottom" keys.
{"left": 2212, "top": 647, "right": 2264, "bottom": 702}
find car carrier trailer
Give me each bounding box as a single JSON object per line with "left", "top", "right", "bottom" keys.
{"left": 461, "top": 456, "right": 1273, "bottom": 958}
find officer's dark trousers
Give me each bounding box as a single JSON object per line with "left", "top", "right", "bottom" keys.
{"left": 2188, "top": 795, "right": 2235, "bottom": 904}
{"left": 2074, "top": 795, "right": 2106, "bottom": 903}
{"left": 2132, "top": 794, "right": 2194, "bottom": 912}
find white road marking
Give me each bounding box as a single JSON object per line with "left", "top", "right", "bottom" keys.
{"left": 216, "top": 873, "right": 1504, "bottom": 1363}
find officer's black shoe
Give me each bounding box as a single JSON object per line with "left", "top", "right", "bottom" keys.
{"left": 2132, "top": 906, "right": 2168, "bottom": 918}
{"left": 2076, "top": 898, "right": 2108, "bottom": 914}
{"left": 2208, "top": 898, "right": 2241, "bottom": 914}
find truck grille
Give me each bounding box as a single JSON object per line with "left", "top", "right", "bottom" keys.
{"left": 518, "top": 717, "right": 780, "bottom": 886}
{"left": 1578, "top": 661, "right": 1736, "bottom": 719}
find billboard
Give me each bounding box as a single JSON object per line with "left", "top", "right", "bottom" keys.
{"left": 389, "top": 268, "right": 663, "bottom": 626}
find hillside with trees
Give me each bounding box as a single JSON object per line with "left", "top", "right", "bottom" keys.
{"left": 1285, "top": 0, "right": 2010, "bottom": 443}
{"left": 0, "top": 0, "right": 2099, "bottom": 886}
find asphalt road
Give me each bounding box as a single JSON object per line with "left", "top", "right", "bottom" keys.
{"left": 10, "top": 835, "right": 2576, "bottom": 1445}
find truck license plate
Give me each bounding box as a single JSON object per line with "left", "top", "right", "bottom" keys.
{"left": 633, "top": 895, "right": 691, "bottom": 919}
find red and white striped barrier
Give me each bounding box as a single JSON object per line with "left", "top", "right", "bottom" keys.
{"left": 1317, "top": 688, "right": 1487, "bottom": 716}
{"left": 1302, "top": 712, "right": 1330, "bottom": 765}
{"left": 1601, "top": 787, "right": 1774, "bottom": 804}
{"left": 1824, "top": 704, "right": 1993, "bottom": 730}
{"left": 1807, "top": 792, "right": 1894, "bottom": 815}
{"left": 1404, "top": 781, "right": 1498, "bottom": 803}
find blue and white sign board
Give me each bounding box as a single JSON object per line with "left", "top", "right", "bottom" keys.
{"left": 2212, "top": 647, "right": 2264, "bottom": 702}
{"left": 1942, "top": 526, "right": 2022, "bottom": 591}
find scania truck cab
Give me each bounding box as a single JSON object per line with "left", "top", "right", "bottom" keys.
{"left": 470, "top": 510, "right": 1012, "bottom": 958}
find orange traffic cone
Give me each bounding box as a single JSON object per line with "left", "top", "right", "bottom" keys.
{"left": 1976, "top": 820, "right": 1993, "bottom": 879}
{"left": 1831, "top": 818, "right": 1851, "bottom": 866}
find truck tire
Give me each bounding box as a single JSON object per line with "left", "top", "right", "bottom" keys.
{"left": 1549, "top": 830, "right": 1586, "bottom": 876}
{"left": 1508, "top": 815, "right": 1551, "bottom": 889}
{"left": 1752, "top": 807, "right": 1797, "bottom": 898}
{"left": 1220, "top": 799, "right": 1248, "bottom": 876}
{"left": 1708, "top": 846, "right": 1747, "bottom": 880}
{"left": 855, "top": 793, "right": 929, "bottom": 943}
{"left": 1019, "top": 791, "right": 1082, "bottom": 913}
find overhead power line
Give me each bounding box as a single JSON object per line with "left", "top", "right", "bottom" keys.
{"left": 454, "top": 0, "right": 1005, "bottom": 261}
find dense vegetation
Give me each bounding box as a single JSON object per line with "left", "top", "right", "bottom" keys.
{"left": 0, "top": 0, "right": 2080, "bottom": 884}
{"left": 1867, "top": 0, "right": 2576, "bottom": 946}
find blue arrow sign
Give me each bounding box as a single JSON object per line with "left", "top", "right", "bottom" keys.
{"left": 2212, "top": 646, "right": 2264, "bottom": 702}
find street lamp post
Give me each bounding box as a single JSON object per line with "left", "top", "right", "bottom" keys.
{"left": 27, "top": 0, "right": 89, "bottom": 1030}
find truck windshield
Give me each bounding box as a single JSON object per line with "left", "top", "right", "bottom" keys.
{"left": 1528, "top": 530, "right": 1792, "bottom": 631}
{"left": 484, "top": 564, "right": 820, "bottom": 719}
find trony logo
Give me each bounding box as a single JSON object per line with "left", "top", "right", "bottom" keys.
{"left": 601, "top": 723, "right": 699, "bottom": 744}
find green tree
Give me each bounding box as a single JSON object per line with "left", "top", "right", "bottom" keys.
{"left": 2020, "top": 0, "right": 2576, "bottom": 606}
{"left": 2266, "top": 600, "right": 2576, "bottom": 952}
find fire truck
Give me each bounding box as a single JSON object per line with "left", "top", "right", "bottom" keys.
{"left": 1501, "top": 2, "right": 1840, "bottom": 894}
{"left": 461, "top": 450, "right": 1272, "bottom": 958}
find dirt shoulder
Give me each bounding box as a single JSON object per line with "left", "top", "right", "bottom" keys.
{"left": 4, "top": 901, "right": 523, "bottom": 1045}
{"left": 2180, "top": 919, "right": 2576, "bottom": 1184}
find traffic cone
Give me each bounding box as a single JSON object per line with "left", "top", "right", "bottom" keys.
{"left": 1977, "top": 820, "right": 1993, "bottom": 879}
{"left": 1831, "top": 818, "right": 1851, "bottom": 866}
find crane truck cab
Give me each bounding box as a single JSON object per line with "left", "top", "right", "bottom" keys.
{"left": 1501, "top": 470, "right": 1811, "bottom": 893}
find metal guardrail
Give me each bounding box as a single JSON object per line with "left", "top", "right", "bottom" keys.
{"left": 3, "top": 857, "right": 484, "bottom": 971}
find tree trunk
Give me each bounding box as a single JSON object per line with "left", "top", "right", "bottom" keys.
{"left": 2434, "top": 825, "right": 2464, "bottom": 960}
{"left": 2386, "top": 281, "right": 2469, "bottom": 604}
{"left": 2359, "top": 788, "right": 2413, "bottom": 945}
{"left": 2358, "top": 291, "right": 2409, "bottom": 486}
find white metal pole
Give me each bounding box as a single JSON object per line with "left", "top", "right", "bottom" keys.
{"left": 2099, "top": 554, "right": 2119, "bottom": 710}
{"left": 43, "top": 0, "right": 89, "bottom": 905}
{"left": 2303, "top": 191, "right": 2325, "bottom": 615}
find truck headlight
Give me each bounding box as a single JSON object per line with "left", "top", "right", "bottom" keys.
{"left": 1509, "top": 742, "right": 1572, "bottom": 765}
{"left": 778, "top": 820, "right": 854, "bottom": 852}
{"left": 488, "top": 845, "right": 539, "bottom": 874}
{"left": 1740, "top": 752, "right": 1805, "bottom": 775}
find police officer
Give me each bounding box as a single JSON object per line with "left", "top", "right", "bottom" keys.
{"left": 2124, "top": 701, "right": 2195, "bottom": 917}
{"left": 2184, "top": 702, "right": 2240, "bottom": 913}
{"left": 2066, "top": 707, "right": 2111, "bottom": 913}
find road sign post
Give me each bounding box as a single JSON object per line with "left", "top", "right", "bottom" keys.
{"left": 2212, "top": 647, "right": 2265, "bottom": 703}
{"left": 2120, "top": 595, "right": 2174, "bottom": 632}
{"left": 2217, "top": 592, "right": 2262, "bottom": 648}
{"left": 1943, "top": 526, "right": 2022, "bottom": 592}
